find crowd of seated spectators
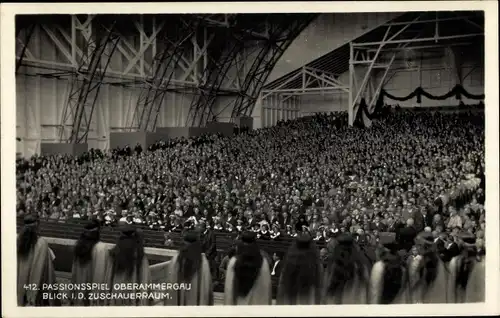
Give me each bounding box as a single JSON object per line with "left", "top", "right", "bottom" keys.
{"left": 16, "top": 108, "right": 485, "bottom": 258}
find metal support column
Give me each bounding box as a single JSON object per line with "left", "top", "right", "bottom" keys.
{"left": 448, "top": 46, "right": 463, "bottom": 86}
{"left": 59, "top": 17, "right": 120, "bottom": 143}
{"left": 16, "top": 24, "right": 36, "bottom": 73}
{"left": 186, "top": 14, "right": 316, "bottom": 126}
{"left": 185, "top": 29, "right": 244, "bottom": 127}
{"left": 130, "top": 17, "right": 197, "bottom": 132}
{"left": 232, "top": 14, "right": 316, "bottom": 119}
{"left": 348, "top": 42, "right": 354, "bottom": 126}
{"left": 368, "top": 53, "right": 396, "bottom": 110}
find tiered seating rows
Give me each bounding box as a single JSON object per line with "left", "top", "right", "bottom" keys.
{"left": 15, "top": 217, "right": 325, "bottom": 254}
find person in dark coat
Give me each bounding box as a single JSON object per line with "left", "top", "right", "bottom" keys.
{"left": 434, "top": 233, "right": 448, "bottom": 261}
{"left": 270, "top": 252, "right": 283, "bottom": 278}
{"left": 246, "top": 212, "right": 258, "bottom": 229}
{"left": 441, "top": 234, "right": 460, "bottom": 263}
{"left": 387, "top": 216, "right": 404, "bottom": 233}
{"left": 397, "top": 218, "right": 417, "bottom": 252}
{"left": 226, "top": 212, "right": 237, "bottom": 228}
{"left": 199, "top": 221, "right": 217, "bottom": 281}
{"left": 134, "top": 143, "right": 143, "bottom": 155}
{"left": 370, "top": 215, "right": 387, "bottom": 232}
{"left": 295, "top": 214, "right": 310, "bottom": 234}
{"left": 279, "top": 211, "right": 292, "bottom": 229}
{"left": 413, "top": 206, "right": 433, "bottom": 233}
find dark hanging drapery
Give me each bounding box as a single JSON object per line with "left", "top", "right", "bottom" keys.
{"left": 353, "top": 84, "right": 484, "bottom": 127}
{"left": 380, "top": 84, "right": 484, "bottom": 104}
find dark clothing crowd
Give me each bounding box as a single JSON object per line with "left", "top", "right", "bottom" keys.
{"left": 16, "top": 110, "right": 485, "bottom": 255}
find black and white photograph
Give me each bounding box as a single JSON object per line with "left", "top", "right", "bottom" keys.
{"left": 1, "top": 1, "right": 499, "bottom": 317}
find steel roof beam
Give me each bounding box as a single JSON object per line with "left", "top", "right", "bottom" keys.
{"left": 130, "top": 17, "right": 198, "bottom": 132}
{"left": 384, "top": 15, "right": 482, "bottom": 27}
{"left": 233, "top": 15, "right": 316, "bottom": 119}
{"left": 366, "top": 42, "right": 473, "bottom": 52}
{"left": 186, "top": 29, "right": 245, "bottom": 127}
{"left": 59, "top": 18, "right": 120, "bottom": 143}
{"left": 16, "top": 23, "right": 36, "bottom": 73}
{"left": 353, "top": 33, "right": 483, "bottom": 47}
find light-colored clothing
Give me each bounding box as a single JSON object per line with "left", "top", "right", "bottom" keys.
{"left": 17, "top": 236, "right": 59, "bottom": 306}
{"left": 464, "top": 258, "right": 485, "bottom": 303}
{"left": 447, "top": 255, "right": 483, "bottom": 303}
{"left": 408, "top": 255, "right": 449, "bottom": 303}
{"left": 163, "top": 253, "right": 213, "bottom": 306}
{"left": 219, "top": 256, "right": 231, "bottom": 280}
{"left": 70, "top": 242, "right": 110, "bottom": 306}
{"left": 369, "top": 261, "right": 410, "bottom": 304}
{"left": 447, "top": 215, "right": 463, "bottom": 229}
{"left": 271, "top": 260, "right": 280, "bottom": 276}
{"left": 224, "top": 256, "right": 272, "bottom": 305}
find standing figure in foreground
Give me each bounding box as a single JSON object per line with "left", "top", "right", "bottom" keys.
{"left": 408, "top": 232, "right": 449, "bottom": 303}
{"left": 323, "top": 233, "right": 370, "bottom": 304}
{"left": 199, "top": 221, "right": 217, "bottom": 282}
{"left": 276, "top": 234, "right": 323, "bottom": 305}
{"left": 224, "top": 232, "right": 272, "bottom": 305}
{"left": 447, "top": 232, "right": 484, "bottom": 303}
{"left": 464, "top": 239, "right": 485, "bottom": 302}
{"left": 369, "top": 242, "right": 410, "bottom": 304}
{"left": 164, "top": 231, "right": 213, "bottom": 306}
{"left": 71, "top": 219, "right": 110, "bottom": 306}
{"left": 17, "top": 214, "right": 59, "bottom": 306}
{"left": 105, "top": 224, "right": 152, "bottom": 306}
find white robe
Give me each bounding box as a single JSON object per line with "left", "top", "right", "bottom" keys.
{"left": 17, "top": 236, "right": 59, "bottom": 306}
{"left": 408, "top": 255, "right": 449, "bottom": 303}
{"left": 448, "top": 255, "right": 484, "bottom": 303}
{"left": 70, "top": 242, "right": 110, "bottom": 306}
{"left": 224, "top": 256, "right": 272, "bottom": 305}
{"left": 163, "top": 253, "right": 213, "bottom": 306}
{"left": 464, "top": 257, "right": 485, "bottom": 303}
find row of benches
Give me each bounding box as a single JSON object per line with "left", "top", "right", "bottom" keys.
{"left": 15, "top": 218, "right": 326, "bottom": 254}
{"left": 16, "top": 218, "right": 370, "bottom": 297}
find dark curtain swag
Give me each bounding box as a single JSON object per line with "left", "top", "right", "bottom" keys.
{"left": 354, "top": 84, "right": 485, "bottom": 127}
{"left": 381, "top": 84, "right": 485, "bottom": 103}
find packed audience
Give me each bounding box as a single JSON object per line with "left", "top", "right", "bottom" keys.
{"left": 16, "top": 109, "right": 485, "bottom": 254}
